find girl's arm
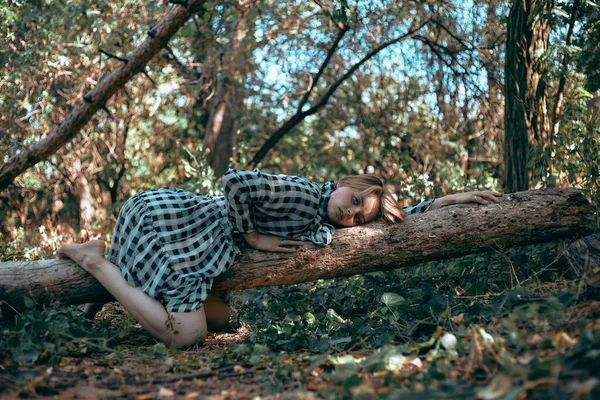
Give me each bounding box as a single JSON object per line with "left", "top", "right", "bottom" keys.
{"left": 429, "top": 190, "right": 502, "bottom": 210}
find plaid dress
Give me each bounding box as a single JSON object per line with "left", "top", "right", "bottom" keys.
{"left": 106, "top": 168, "right": 336, "bottom": 313}
{"left": 106, "top": 168, "right": 434, "bottom": 313}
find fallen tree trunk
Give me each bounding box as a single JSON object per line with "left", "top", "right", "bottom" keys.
{"left": 0, "top": 188, "right": 595, "bottom": 316}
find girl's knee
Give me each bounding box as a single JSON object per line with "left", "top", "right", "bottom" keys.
{"left": 162, "top": 308, "right": 207, "bottom": 348}
{"left": 169, "top": 329, "right": 207, "bottom": 349}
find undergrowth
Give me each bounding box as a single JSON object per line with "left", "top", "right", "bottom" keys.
{"left": 236, "top": 240, "right": 585, "bottom": 353}
{"left": 1, "top": 236, "right": 599, "bottom": 398}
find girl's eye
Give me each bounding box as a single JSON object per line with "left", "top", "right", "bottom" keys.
{"left": 353, "top": 196, "right": 359, "bottom": 205}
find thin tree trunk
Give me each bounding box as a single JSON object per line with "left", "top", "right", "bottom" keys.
{"left": 75, "top": 175, "right": 94, "bottom": 235}
{"left": 483, "top": 0, "right": 504, "bottom": 175}
{"left": 530, "top": 2, "right": 552, "bottom": 184}
{"left": 504, "top": 0, "right": 530, "bottom": 192}
{"left": 550, "top": 0, "right": 580, "bottom": 179}
{"left": 203, "top": 1, "right": 256, "bottom": 176}
{"left": 0, "top": 1, "right": 206, "bottom": 190}
{"left": 0, "top": 188, "right": 593, "bottom": 317}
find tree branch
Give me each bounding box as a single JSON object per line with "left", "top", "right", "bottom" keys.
{"left": 249, "top": 19, "right": 429, "bottom": 168}
{"left": 0, "top": 188, "right": 593, "bottom": 315}
{"left": 429, "top": 17, "right": 475, "bottom": 51}
{"left": 414, "top": 34, "right": 485, "bottom": 96}
{"left": 0, "top": 0, "right": 207, "bottom": 190}
{"left": 98, "top": 49, "right": 129, "bottom": 63}
{"left": 297, "top": 26, "right": 349, "bottom": 115}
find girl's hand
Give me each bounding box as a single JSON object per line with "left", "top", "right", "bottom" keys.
{"left": 430, "top": 191, "right": 503, "bottom": 210}
{"left": 242, "top": 232, "right": 304, "bottom": 253}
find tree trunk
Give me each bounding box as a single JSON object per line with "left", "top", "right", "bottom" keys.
{"left": 483, "top": 0, "right": 504, "bottom": 178}
{"left": 0, "top": 1, "right": 206, "bottom": 190}
{"left": 550, "top": 0, "right": 580, "bottom": 180}
{"left": 75, "top": 175, "right": 95, "bottom": 235}
{"left": 503, "top": 0, "right": 553, "bottom": 193}
{"left": 530, "top": 2, "right": 552, "bottom": 185}
{"left": 0, "top": 188, "right": 594, "bottom": 317}
{"left": 203, "top": 1, "right": 256, "bottom": 176}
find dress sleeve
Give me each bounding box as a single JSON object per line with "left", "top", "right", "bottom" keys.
{"left": 403, "top": 198, "right": 435, "bottom": 215}
{"left": 222, "top": 168, "right": 265, "bottom": 233}
{"left": 222, "top": 168, "right": 322, "bottom": 235}
{"left": 300, "top": 219, "right": 335, "bottom": 247}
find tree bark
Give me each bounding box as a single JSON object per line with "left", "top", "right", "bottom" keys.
{"left": 0, "top": 1, "right": 206, "bottom": 191}
{"left": 0, "top": 188, "right": 594, "bottom": 317}
{"left": 503, "top": 0, "right": 553, "bottom": 193}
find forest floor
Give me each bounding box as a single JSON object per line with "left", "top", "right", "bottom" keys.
{"left": 1, "top": 243, "right": 600, "bottom": 399}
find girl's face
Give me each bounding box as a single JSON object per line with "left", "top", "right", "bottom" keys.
{"left": 327, "top": 186, "right": 380, "bottom": 227}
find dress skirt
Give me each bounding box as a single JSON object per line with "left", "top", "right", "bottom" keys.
{"left": 106, "top": 188, "right": 239, "bottom": 313}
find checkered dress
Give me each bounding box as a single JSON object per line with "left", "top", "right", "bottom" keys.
{"left": 106, "top": 168, "right": 434, "bottom": 313}
{"left": 106, "top": 168, "right": 336, "bottom": 313}
{"left": 223, "top": 168, "right": 336, "bottom": 245}
{"left": 403, "top": 198, "right": 435, "bottom": 215}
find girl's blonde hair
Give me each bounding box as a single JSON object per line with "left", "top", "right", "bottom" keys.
{"left": 336, "top": 174, "right": 406, "bottom": 223}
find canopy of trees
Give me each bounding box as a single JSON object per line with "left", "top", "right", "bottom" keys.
{"left": 1, "top": 0, "right": 597, "bottom": 243}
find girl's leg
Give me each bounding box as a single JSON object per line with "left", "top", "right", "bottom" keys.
{"left": 84, "top": 295, "right": 231, "bottom": 331}
{"left": 83, "top": 292, "right": 231, "bottom": 332}
{"left": 83, "top": 301, "right": 106, "bottom": 319}
{"left": 58, "top": 241, "right": 207, "bottom": 348}
{"left": 204, "top": 293, "right": 232, "bottom": 331}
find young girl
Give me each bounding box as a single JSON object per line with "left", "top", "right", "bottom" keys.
{"left": 57, "top": 168, "right": 501, "bottom": 348}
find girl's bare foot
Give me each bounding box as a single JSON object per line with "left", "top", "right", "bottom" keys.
{"left": 57, "top": 240, "right": 106, "bottom": 273}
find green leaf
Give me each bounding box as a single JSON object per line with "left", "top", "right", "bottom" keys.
{"left": 361, "top": 344, "right": 404, "bottom": 372}
{"left": 386, "top": 354, "right": 405, "bottom": 371}
{"left": 329, "top": 336, "right": 352, "bottom": 346}
{"left": 304, "top": 312, "right": 316, "bottom": 325}
{"left": 343, "top": 374, "right": 362, "bottom": 389}
{"left": 574, "top": 87, "right": 594, "bottom": 99}
{"left": 23, "top": 296, "right": 35, "bottom": 309}
{"left": 326, "top": 308, "right": 347, "bottom": 323}
{"left": 252, "top": 344, "right": 269, "bottom": 355}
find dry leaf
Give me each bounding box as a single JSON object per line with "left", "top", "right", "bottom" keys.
{"left": 476, "top": 374, "right": 513, "bottom": 400}
{"left": 552, "top": 332, "right": 577, "bottom": 350}
{"left": 158, "top": 387, "right": 175, "bottom": 398}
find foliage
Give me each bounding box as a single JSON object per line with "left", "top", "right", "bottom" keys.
{"left": 0, "top": 305, "right": 119, "bottom": 366}
{"left": 237, "top": 241, "right": 577, "bottom": 353}
{"left": 179, "top": 144, "right": 223, "bottom": 196}
{"left": 2, "top": 237, "right": 599, "bottom": 397}
{"left": 209, "top": 241, "right": 598, "bottom": 398}
{"left": 0, "top": 0, "right": 511, "bottom": 240}
{"left": 1, "top": 0, "right": 597, "bottom": 238}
